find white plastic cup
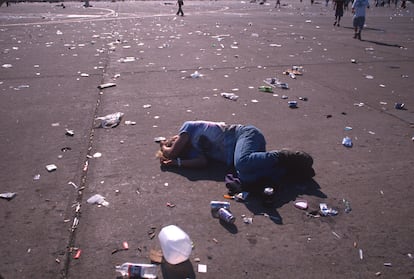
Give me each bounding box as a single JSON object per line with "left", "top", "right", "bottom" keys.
{"left": 158, "top": 225, "right": 192, "bottom": 265}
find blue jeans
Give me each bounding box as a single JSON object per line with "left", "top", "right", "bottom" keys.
{"left": 233, "top": 125, "right": 285, "bottom": 185}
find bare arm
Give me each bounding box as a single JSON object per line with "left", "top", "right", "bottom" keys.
{"left": 161, "top": 133, "right": 190, "bottom": 159}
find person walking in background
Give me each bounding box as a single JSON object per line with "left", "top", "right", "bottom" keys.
{"left": 333, "top": 0, "right": 345, "bottom": 26}
{"left": 275, "top": 0, "right": 281, "bottom": 8}
{"left": 176, "top": 0, "right": 184, "bottom": 16}
{"left": 352, "top": 0, "right": 370, "bottom": 40}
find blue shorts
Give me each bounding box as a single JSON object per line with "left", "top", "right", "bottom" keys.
{"left": 353, "top": 16, "right": 365, "bottom": 29}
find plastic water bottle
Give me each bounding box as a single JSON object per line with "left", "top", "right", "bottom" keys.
{"left": 115, "top": 262, "right": 157, "bottom": 278}
{"left": 158, "top": 225, "right": 192, "bottom": 265}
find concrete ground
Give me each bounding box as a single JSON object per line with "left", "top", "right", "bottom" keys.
{"left": 0, "top": 0, "right": 413, "bottom": 278}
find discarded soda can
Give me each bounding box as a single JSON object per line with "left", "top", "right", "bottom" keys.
{"left": 288, "top": 101, "right": 298, "bottom": 108}
{"left": 0, "top": 192, "right": 17, "bottom": 200}
{"left": 210, "top": 201, "right": 231, "bottom": 210}
{"left": 46, "top": 164, "right": 57, "bottom": 172}
{"left": 115, "top": 262, "right": 157, "bottom": 279}
{"left": 263, "top": 187, "right": 275, "bottom": 207}
{"left": 97, "top": 82, "right": 116, "bottom": 89}
{"left": 319, "top": 203, "right": 338, "bottom": 216}
{"left": 342, "top": 136, "right": 353, "bottom": 147}
{"left": 395, "top": 103, "right": 405, "bottom": 110}
{"left": 218, "top": 207, "right": 235, "bottom": 224}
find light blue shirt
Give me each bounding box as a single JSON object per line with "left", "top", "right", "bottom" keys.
{"left": 352, "top": 0, "right": 369, "bottom": 17}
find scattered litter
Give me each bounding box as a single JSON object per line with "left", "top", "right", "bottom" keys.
{"left": 61, "top": 147, "right": 72, "bottom": 152}
{"left": 115, "top": 262, "right": 157, "bottom": 278}
{"left": 33, "top": 174, "right": 40, "bottom": 180}
{"left": 343, "top": 199, "right": 352, "bottom": 213}
{"left": 243, "top": 216, "right": 253, "bottom": 224}
{"left": 154, "top": 136, "right": 166, "bottom": 143}
{"left": 395, "top": 103, "right": 405, "bottom": 110}
{"left": 143, "top": 104, "right": 152, "bottom": 109}
{"left": 319, "top": 203, "right": 338, "bottom": 216}
{"left": 359, "top": 249, "right": 364, "bottom": 260}
{"left": 46, "top": 164, "right": 57, "bottom": 172}
{"left": 354, "top": 102, "right": 365, "bottom": 107}
{"left": 221, "top": 92, "right": 239, "bottom": 101}
{"left": 351, "top": 59, "right": 357, "bottom": 63}
{"left": 365, "top": 75, "right": 374, "bottom": 79}
{"left": 87, "top": 194, "right": 109, "bottom": 207}
{"left": 258, "top": 85, "right": 273, "bottom": 93}
{"left": 342, "top": 136, "right": 353, "bottom": 148}
{"left": 68, "top": 181, "right": 78, "bottom": 189}
{"left": 95, "top": 112, "right": 124, "bottom": 128}
{"left": 332, "top": 231, "right": 341, "bottom": 239}
{"left": 344, "top": 126, "right": 353, "bottom": 131}
{"left": 294, "top": 200, "right": 308, "bottom": 210}
{"left": 117, "top": 57, "right": 136, "bottom": 63}
{"left": 283, "top": 66, "right": 303, "bottom": 77}
{"left": 198, "top": 264, "right": 207, "bottom": 273}
{"left": 288, "top": 101, "right": 298, "bottom": 109}
{"left": 65, "top": 129, "right": 74, "bottom": 136}
{"left": 190, "top": 71, "right": 201, "bottom": 78}
{"left": 123, "top": 241, "right": 129, "bottom": 250}
{"left": 125, "top": 120, "right": 136, "bottom": 125}
{"left": 147, "top": 227, "right": 157, "bottom": 239}
{"left": 383, "top": 262, "right": 392, "bottom": 267}
{"left": 73, "top": 249, "right": 82, "bottom": 259}
{"left": 166, "top": 202, "right": 176, "bottom": 208}
{"left": 0, "top": 192, "right": 17, "bottom": 200}
{"left": 93, "top": 152, "right": 102, "bottom": 158}
{"left": 80, "top": 73, "right": 89, "bottom": 77}
{"left": 375, "top": 272, "right": 382, "bottom": 276}
{"left": 2, "top": 64, "right": 12, "bottom": 68}
{"left": 97, "top": 82, "right": 116, "bottom": 89}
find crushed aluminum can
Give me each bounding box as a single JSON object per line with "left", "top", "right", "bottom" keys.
{"left": 218, "top": 207, "right": 235, "bottom": 224}
{"left": 319, "top": 203, "right": 338, "bottom": 216}
{"left": 342, "top": 136, "right": 353, "bottom": 147}
{"left": 288, "top": 101, "right": 298, "bottom": 108}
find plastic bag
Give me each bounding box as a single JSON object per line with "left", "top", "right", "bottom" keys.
{"left": 95, "top": 112, "right": 124, "bottom": 128}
